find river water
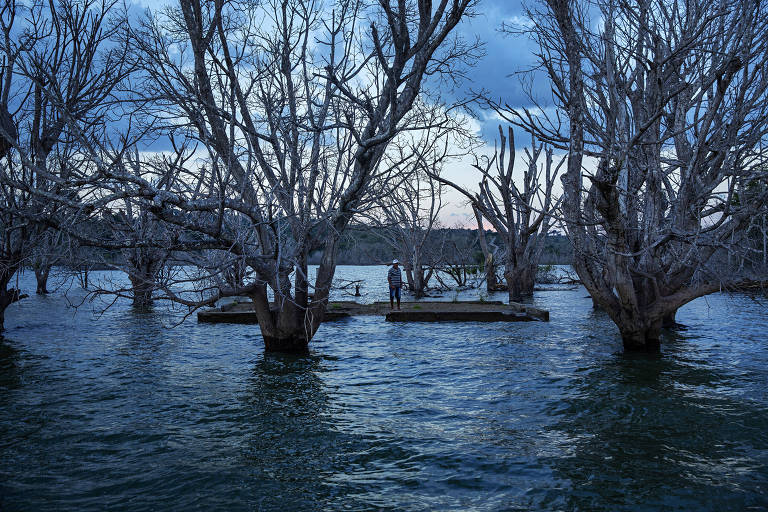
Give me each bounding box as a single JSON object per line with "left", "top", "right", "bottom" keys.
{"left": 1, "top": 266, "right": 766, "bottom": 511}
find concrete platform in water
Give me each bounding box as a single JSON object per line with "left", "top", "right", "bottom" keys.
{"left": 197, "top": 300, "right": 549, "bottom": 324}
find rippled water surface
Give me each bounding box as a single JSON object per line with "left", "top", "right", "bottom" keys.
{"left": 1, "top": 267, "right": 767, "bottom": 511}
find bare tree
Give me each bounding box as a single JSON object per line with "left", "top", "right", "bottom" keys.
{"left": 99, "top": 0, "right": 478, "bottom": 351}
{"left": 368, "top": 113, "right": 470, "bottom": 298}
{"left": 0, "top": 0, "right": 129, "bottom": 330}
{"left": 372, "top": 171, "right": 444, "bottom": 298}
{"left": 735, "top": 176, "right": 768, "bottom": 276}
{"left": 30, "top": 226, "right": 67, "bottom": 294}
{"left": 106, "top": 149, "right": 182, "bottom": 309}
{"left": 432, "top": 226, "right": 482, "bottom": 289}
{"left": 0, "top": 0, "right": 29, "bottom": 327}
{"left": 511, "top": 0, "right": 768, "bottom": 351}
{"left": 432, "top": 125, "right": 562, "bottom": 302}
{"left": 473, "top": 205, "right": 501, "bottom": 292}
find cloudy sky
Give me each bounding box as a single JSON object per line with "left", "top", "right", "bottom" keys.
{"left": 437, "top": 0, "right": 555, "bottom": 225}
{"left": 132, "top": 0, "right": 550, "bottom": 225}
{"left": 453, "top": 0, "right": 540, "bottom": 131}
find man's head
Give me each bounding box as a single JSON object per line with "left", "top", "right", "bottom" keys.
{"left": 392, "top": 259, "right": 399, "bottom": 268}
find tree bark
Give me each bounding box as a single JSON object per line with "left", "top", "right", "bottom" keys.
{"left": 485, "top": 254, "right": 498, "bottom": 292}
{"left": 412, "top": 263, "right": 428, "bottom": 299}
{"left": 125, "top": 247, "right": 166, "bottom": 309}
{"left": 662, "top": 309, "right": 679, "bottom": 328}
{"left": 618, "top": 319, "right": 663, "bottom": 352}
{"left": 129, "top": 272, "right": 154, "bottom": 309}
{"left": 404, "top": 263, "right": 415, "bottom": 294}
{"left": 253, "top": 291, "right": 314, "bottom": 354}
{"left": 474, "top": 209, "right": 499, "bottom": 292}
{"left": 35, "top": 265, "right": 51, "bottom": 295}
{"left": 402, "top": 257, "right": 430, "bottom": 298}
{"left": 504, "top": 257, "right": 535, "bottom": 302}
{"left": 588, "top": 288, "right": 667, "bottom": 352}
{"left": 0, "top": 288, "right": 23, "bottom": 332}
{"left": 0, "top": 262, "right": 22, "bottom": 331}
{"left": 250, "top": 292, "right": 312, "bottom": 354}
{"left": 0, "top": 292, "right": 8, "bottom": 332}
{"left": 249, "top": 230, "right": 345, "bottom": 354}
{"left": 128, "top": 256, "right": 159, "bottom": 310}
{"left": 262, "top": 334, "right": 311, "bottom": 353}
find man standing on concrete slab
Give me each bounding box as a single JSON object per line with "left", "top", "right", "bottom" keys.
{"left": 388, "top": 259, "right": 402, "bottom": 310}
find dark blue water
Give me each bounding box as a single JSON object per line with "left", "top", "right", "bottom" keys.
{"left": 1, "top": 268, "right": 767, "bottom": 511}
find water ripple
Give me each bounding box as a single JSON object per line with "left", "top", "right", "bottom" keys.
{"left": 0, "top": 268, "right": 767, "bottom": 511}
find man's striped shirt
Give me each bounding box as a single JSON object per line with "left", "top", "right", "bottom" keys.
{"left": 388, "top": 266, "right": 402, "bottom": 287}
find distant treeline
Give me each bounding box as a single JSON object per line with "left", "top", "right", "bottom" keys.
{"left": 44, "top": 220, "right": 574, "bottom": 270}
{"left": 309, "top": 226, "right": 573, "bottom": 266}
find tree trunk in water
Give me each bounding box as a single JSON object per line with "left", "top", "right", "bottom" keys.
{"left": 127, "top": 251, "right": 164, "bottom": 309}
{"left": 473, "top": 207, "right": 498, "bottom": 292}
{"left": 252, "top": 226, "right": 349, "bottom": 354}
{"left": 129, "top": 273, "right": 154, "bottom": 309}
{"left": 0, "top": 266, "right": 19, "bottom": 331}
{"left": 662, "top": 309, "right": 679, "bottom": 328}
{"left": 0, "top": 287, "right": 23, "bottom": 332}
{"left": 485, "top": 254, "right": 498, "bottom": 292}
{"left": 618, "top": 319, "right": 662, "bottom": 352}
{"left": 35, "top": 265, "right": 51, "bottom": 294}
{"left": 579, "top": 267, "right": 694, "bottom": 353}
{"left": 250, "top": 285, "right": 312, "bottom": 354}
{"left": 412, "top": 266, "right": 426, "bottom": 299}
{"left": 263, "top": 333, "right": 310, "bottom": 353}
{"left": 269, "top": 306, "right": 312, "bottom": 353}
{"left": 404, "top": 263, "right": 415, "bottom": 293}
{"left": 523, "top": 264, "right": 536, "bottom": 296}
{"left": 505, "top": 262, "right": 536, "bottom": 302}
{"left": 505, "top": 268, "right": 518, "bottom": 302}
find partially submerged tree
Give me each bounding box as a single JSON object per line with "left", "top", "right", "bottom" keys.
{"left": 513, "top": 0, "right": 768, "bottom": 350}
{"left": 372, "top": 169, "right": 444, "bottom": 298}
{"left": 369, "top": 114, "right": 468, "bottom": 298}
{"left": 733, "top": 176, "right": 768, "bottom": 276}
{"left": 473, "top": 205, "right": 501, "bottom": 292}
{"left": 0, "top": 0, "right": 128, "bottom": 329}
{"left": 0, "top": 1, "right": 26, "bottom": 327}
{"left": 432, "top": 125, "right": 562, "bottom": 302}
{"left": 113, "top": 0, "right": 478, "bottom": 351}
{"left": 430, "top": 225, "right": 482, "bottom": 289}
{"left": 110, "top": 150, "right": 177, "bottom": 309}
{"left": 30, "top": 227, "right": 66, "bottom": 294}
